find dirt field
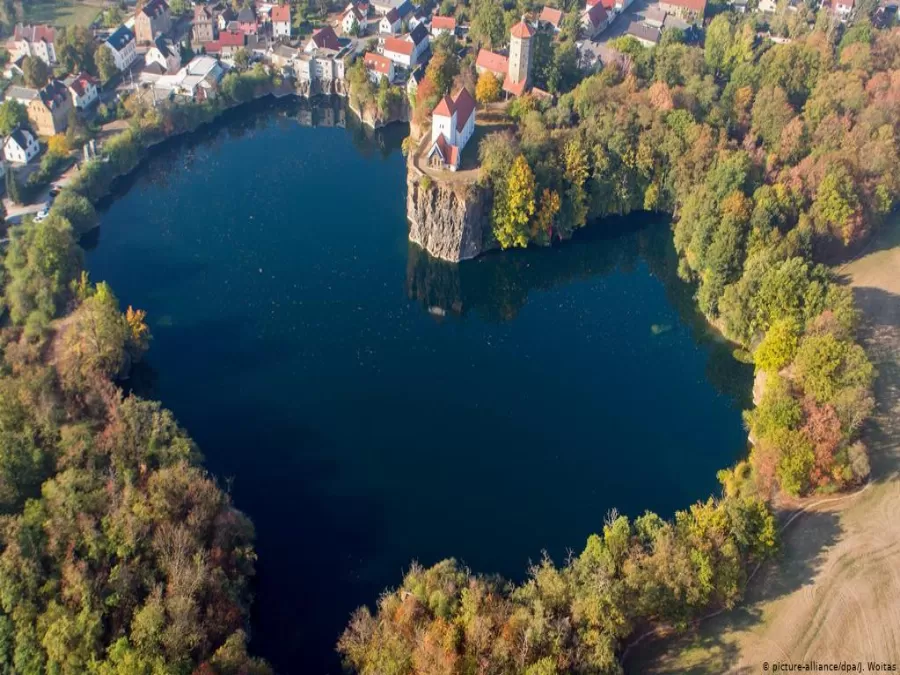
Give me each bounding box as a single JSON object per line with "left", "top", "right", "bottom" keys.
{"left": 628, "top": 219, "right": 900, "bottom": 674}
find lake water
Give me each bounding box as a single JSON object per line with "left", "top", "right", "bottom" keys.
{"left": 84, "top": 97, "right": 752, "bottom": 673}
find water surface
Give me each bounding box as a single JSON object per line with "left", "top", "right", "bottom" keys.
{"left": 85, "top": 97, "right": 751, "bottom": 673}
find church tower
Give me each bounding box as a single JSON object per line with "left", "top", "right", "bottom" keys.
{"left": 508, "top": 17, "right": 534, "bottom": 86}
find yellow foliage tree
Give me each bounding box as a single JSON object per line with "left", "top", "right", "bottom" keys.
{"left": 48, "top": 134, "right": 69, "bottom": 158}
{"left": 126, "top": 305, "right": 151, "bottom": 359}
{"left": 494, "top": 154, "right": 536, "bottom": 249}
{"left": 475, "top": 71, "right": 501, "bottom": 106}
{"left": 532, "top": 189, "right": 560, "bottom": 244}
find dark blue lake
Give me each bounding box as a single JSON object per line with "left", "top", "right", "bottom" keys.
{"left": 84, "top": 97, "right": 752, "bottom": 673}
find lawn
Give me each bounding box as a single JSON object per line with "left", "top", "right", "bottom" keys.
{"left": 23, "top": 0, "right": 104, "bottom": 28}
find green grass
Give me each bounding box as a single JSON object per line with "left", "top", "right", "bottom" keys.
{"left": 23, "top": 0, "right": 103, "bottom": 28}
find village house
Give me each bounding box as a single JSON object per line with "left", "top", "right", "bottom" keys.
{"left": 407, "top": 63, "right": 424, "bottom": 97}
{"left": 27, "top": 79, "right": 71, "bottom": 136}
{"left": 237, "top": 5, "right": 259, "bottom": 34}
{"left": 381, "top": 23, "right": 429, "bottom": 68}
{"left": 364, "top": 51, "right": 394, "bottom": 82}
{"left": 146, "top": 36, "right": 182, "bottom": 73}
{"left": 538, "top": 6, "right": 563, "bottom": 32}
{"left": 3, "top": 128, "right": 40, "bottom": 164}
{"left": 644, "top": 6, "right": 667, "bottom": 27}
{"left": 135, "top": 0, "right": 171, "bottom": 43}
{"left": 657, "top": 0, "right": 706, "bottom": 24}
{"left": 104, "top": 25, "right": 137, "bottom": 70}
{"left": 269, "top": 43, "right": 300, "bottom": 72}
{"left": 5, "top": 86, "right": 39, "bottom": 106}
{"left": 430, "top": 15, "right": 456, "bottom": 36}
{"left": 204, "top": 28, "right": 246, "bottom": 57}
{"left": 371, "top": 0, "right": 403, "bottom": 15}
{"left": 154, "top": 55, "right": 225, "bottom": 101}
{"left": 625, "top": 20, "right": 661, "bottom": 45}
{"left": 379, "top": 8, "right": 402, "bottom": 34}
{"left": 342, "top": 4, "right": 368, "bottom": 34}
{"left": 272, "top": 4, "right": 291, "bottom": 37}
{"left": 7, "top": 24, "right": 57, "bottom": 65}
{"left": 427, "top": 87, "right": 476, "bottom": 171}
{"left": 305, "top": 25, "right": 342, "bottom": 52}
{"left": 193, "top": 5, "right": 217, "bottom": 43}
{"left": 67, "top": 72, "right": 99, "bottom": 109}
{"left": 216, "top": 5, "right": 237, "bottom": 31}
{"left": 581, "top": 1, "right": 609, "bottom": 37}
{"left": 475, "top": 48, "right": 508, "bottom": 79}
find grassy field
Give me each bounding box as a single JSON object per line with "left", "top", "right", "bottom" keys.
{"left": 23, "top": 0, "right": 104, "bottom": 28}
{"left": 627, "top": 217, "right": 900, "bottom": 674}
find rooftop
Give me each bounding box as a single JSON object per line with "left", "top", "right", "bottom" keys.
{"left": 539, "top": 6, "right": 563, "bottom": 26}
{"left": 107, "top": 25, "right": 136, "bottom": 49}
{"left": 139, "top": 0, "right": 169, "bottom": 19}
{"left": 476, "top": 48, "right": 508, "bottom": 74}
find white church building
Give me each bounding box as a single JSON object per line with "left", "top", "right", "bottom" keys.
{"left": 427, "top": 87, "right": 476, "bottom": 171}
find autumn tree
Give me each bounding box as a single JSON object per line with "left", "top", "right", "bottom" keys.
{"left": 493, "top": 154, "right": 536, "bottom": 249}
{"left": 475, "top": 71, "right": 501, "bottom": 105}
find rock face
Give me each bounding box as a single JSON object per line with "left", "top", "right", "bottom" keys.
{"left": 406, "top": 170, "right": 493, "bottom": 262}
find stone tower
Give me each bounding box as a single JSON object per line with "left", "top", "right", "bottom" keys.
{"left": 508, "top": 17, "right": 535, "bottom": 85}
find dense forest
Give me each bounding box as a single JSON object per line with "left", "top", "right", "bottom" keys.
{"left": 0, "top": 207, "right": 272, "bottom": 670}
{"left": 339, "top": 12, "right": 894, "bottom": 675}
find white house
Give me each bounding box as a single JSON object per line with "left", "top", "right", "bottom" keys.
{"left": 104, "top": 25, "right": 137, "bottom": 71}
{"left": 272, "top": 4, "right": 291, "bottom": 37}
{"left": 154, "top": 55, "right": 225, "bottom": 100}
{"left": 67, "top": 72, "right": 99, "bottom": 109}
{"left": 146, "top": 36, "right": 181, "bottom": 73}
{"left": 833, "top": 0, "right": 854, "bottom": 19}
{"left": 427, "top": 87, "right": 475, "bottom": 171}
{"left": 363, "top": 51, "right": 394, "bottom": 82}
{"left": 430, "top": 15, "right": 456, "bottom": 36}
{"left": 7, "top": 24, "right": 57, "bottom": 65}
{"left": 379, "top": 8, "right": 401, "bottom": 33}
{"left": 3, "top": 128, "right": 40, "bottom": 165}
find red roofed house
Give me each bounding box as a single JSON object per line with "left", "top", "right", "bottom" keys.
{"left": 272, "top": 4, "right": 291, "bottom": 37}
{"left": 204, "top": 28, "right": 245, "bottom": 56}
{"left": 475, "top": 48, "right": 508, "bottom": 78}
{"left": 586, "top": 0, "right": 617, "bottom": 12}
{"left": 8, "top": 24, "right": 57, "bottom": 65}
{"left": 305, "top": 25, "right": 342, "bottom": 52}
{"left": 67, "top": 72, "right": 98, "bottom": 109}
{"left": 430, "top": 15, "right": 456, "bottom": 36}
{"left": 364, "top": 51, "right": 394, "bottom": 82}
{"left": 581, "top": 2, "right": 609, "bottom": 37}
{"left": 657, "top": 0, "right": 706, "bottom": 22}
{"left": 428, "top": 87, "right": 476, "bottom": 171}
{"left": 538, "top": 6, "right": 563, "bottom": 31}
{"left": 381, "top": 36, "right": 414, "bottom": 66}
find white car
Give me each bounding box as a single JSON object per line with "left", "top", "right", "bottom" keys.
{"left": 34, "top": 204, "right": 50, "bottom": 222}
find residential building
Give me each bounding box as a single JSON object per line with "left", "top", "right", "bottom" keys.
{"left": 430, "top": 15, "right": 456, "bottom": 36}
{"left": 644, "top": 6, "right": 667, "bottom": 26}
{"left": 153, "top": 55, "right": 225, "bottom": 101}
{"left": 272, "top": 4, "right": 291, "bottom": 36}
{"left": 3, "top": 128, "right": 40, "bottom": 164}
{"left": 538, "top": 6, "right": 563, "bottom": 31}
{"left": 381, "top": 25, "right": 428, "bottom": 68}
{"left": 371, "top": 0, "right": 402, "bottom": 15}
{"left": 237, "top": 5, "right": 258, "bottom": 34}
{"left": 427, "top": 87, "right": 475, "bottom": 171}
{"left": 396, "top": 0, "right": 415, "bottom": 21}
{"left": 364, "top": 51, "right": 394, "bottom": 81}
{"left": 758, "top": 0, "right": 777, "bottom": 10}
{"left": 204, "top": 28, "right": 245, "bottom": 56}
{"left": 193, "top": 5, "right": 217, "bottom": 43}
{"left": 407, "top": 63, "right": 424, "bottom": 97}
{"left": 379, "top": 8, "right": 401, "bottom": 33}
{"left": 4, "top": 86, "right": 39, "bottom": 106}
{"left": 27, "top": 80, "right": 71, "bottom": 136}
{"left": 270, "top": 43, "right": 300, "bottom": 71}
{"left": 581, "top": 2, "right": 609, "bottom": 37}
{"left": 408, "top": 23, "right": 430, "bottom": 60}
{"left": 342, "top": 5, "right": 367, "bottom": 33}
{"left": 146, "top": 36, "right": 181, "bottom": 73}
{"left": 475, "top": 48, "right": 508, "bottom": 79}
{"left": 216, "top": 6, "right": 237, "bottom": 31}
{"left": 135, "top": 0, "right": 171, "bottom": 43}
{"left": 625, "top": 20, "right": 661, "bottom": 46}
{"left": 105, "top": 25, "right": 138, "bottom": 70}
{"left": 657, "top": 0, "right": 706, "bottom": 23}
{"left": 7, "top": 24, "right": 57, "bottom": 65}
{"left": 67, "top": 72, "right": 99, "bottom": 109}
{"left": 305, "top": 25, "right": 342, "bottom": 52}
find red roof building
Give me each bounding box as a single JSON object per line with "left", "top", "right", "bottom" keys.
{"left": 539, "top": 6, "right": 563, "bottom": 28}
{"left": 272, "top": 4, "right": 290, "bottom": 22}
{"left": 431, "top": 15, "right": 456, "bottom": 30}
{"left": 310, "top": 25, "right": 341, "bottom": 51}
{"left": 383, "top": 36, "right": 413, "bottom": 55}
{"left": 428, "top": 87, "right": 476, "bottom": 171}
{"left": 475, "top": 48, "right": 508, "bottom": 77}
{"left": 510, "top": 19, "right": 535, "bottom": 38}
{"left": 364, "top": 51, "right": 393, "bottom": 77}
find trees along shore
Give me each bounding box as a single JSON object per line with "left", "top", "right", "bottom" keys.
{"left": 337, "top": 15, "right": 892, "bottom": 675}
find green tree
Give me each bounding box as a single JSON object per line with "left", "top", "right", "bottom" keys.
{"left": 0, "top": 100, "right": 28, "bottom": 135}
{"left": 22, "top": 56, "right": 50, "bottom": 88}
{"left": 49, "top": 190, "right": 98, "bottom": 235}
{"left": 794, "top": 333, "right": 874, "bottom": 404}
{"left": 96, "top": 46, "right": 117, "bottom": 83}
{"left": 754, "top": 318, "right": 800, "bottom": 372}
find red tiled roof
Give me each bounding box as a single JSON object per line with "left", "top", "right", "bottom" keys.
{"left": 13, "top": 24, "right": 56, "bottom": 43}
{"left": 433, "top": 134, "right": 459, "bottom": 167}
{"left": 583, "top": 2, "right": 608, "bottom": 27}
{"left": 219, "top": 29, "right": 245, "bottom": 46}
{"left": 663, "top": 0, "right": 707, "bottom": 11}
{"left": 272, "top": 4, "right": 290, "bottom": 21}
{"left": 539, "top": 6, "right": 563, "bottom": 26}
{"left": 431, "top": 15, "right": 456, "bottom": 29}
{"left": 588, "top": 0, "right": 616, "bottom": 10}
{"left": 69, "top": 72, "right": 97, "bottom": 96}
{"left": 311, "top": 25, "right": 341, "bottom": 50}
{"left": 432, "top": 94, "right": 453, "bottom": 117}
{"left": 452, "top": 87, "right": 475, "bottom": 132}
{"left": 364, "top": 51, "right": 392, "bottom": 74}
{"left": 502, "top": 75, "right": 528, "bottom": 96}
{"left": 476, "top": 48, "right": 507, "bottom": 75}
{"left": 510, "top": 19, "right": 534, "bottom": 38}
{"left": 383, "top": 36, "right": 413, "bottom": 55}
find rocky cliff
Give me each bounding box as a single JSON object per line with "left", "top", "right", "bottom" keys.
{"left": 406, "top": 170, "right": 493, "bottom": 262}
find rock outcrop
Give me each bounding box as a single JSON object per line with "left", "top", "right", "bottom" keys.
{"left": 406, "top": 170, "right": 493, "bottom": 262}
